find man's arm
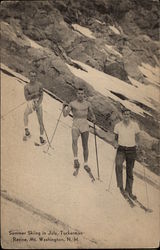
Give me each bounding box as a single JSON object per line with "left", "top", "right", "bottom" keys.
{"left": 113, "top": 123, "right": 119, "bottom": 149}
{"left": 135, "top": 132, "right": 140, "bottom": 149}
{"left": 88, "top": 102, "right": 96, "bottom": 124}
{"left": 135, "top": 122, "right": 140, "bottom": 149}
{"left": 24, "top": 85, "right": 34, "bottom": 101}
{"left": 62, "top": 102, "right": 71, "bottom": 117}
{"left": 113, "top": 133, "right": 119, "bottom": 149}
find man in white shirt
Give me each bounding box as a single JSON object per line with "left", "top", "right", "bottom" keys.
{"left": 114, "top": 108, "right": 140, "bottom": 200}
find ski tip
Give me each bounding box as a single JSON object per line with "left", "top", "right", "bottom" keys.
{"left": 146, "top": 208, "right": 153, "bottom": 213}
{"left": 73, "top": 169, "right": 79, "bottom": 177}
{"left": 34, "top": 141, "right": 47, "bottom": 146}
{"left": 73, "top": 174, "right": 78, "bottom": 177}
{"left": 43, "top": 146, "right": 54, "bottom": 152}
{"left": 96, "top": 178, "right": 103, "bottom": 182}
{"left": 106, "top": 189, "right": 112, "bottom": 194}
{"left": 43, "top": 150, "right": 52, "bottom": 156}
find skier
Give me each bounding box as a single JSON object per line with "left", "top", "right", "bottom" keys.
{"left": 62, "top": 88, "right": 96, "bottom": 181}
{"left": 23, "top": 70, "right": 46, "bottom": 144}
{"left": 113, "top": 108, "right": 140, "bottom": 200}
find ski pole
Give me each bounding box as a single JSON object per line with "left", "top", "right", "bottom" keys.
{"left": 43, "top": 125, "right": 53, "bottom": 149}
{"left": 94, "top": 124, "right": 100, "bottom": 180}
{"left": 44, "top": 109, "right": 63, "bottom": 153}
{"left": 1, "top": 101, "right": 26, "bottom": 119}
{"left": 106, "top": 149, "right": 117, "bottom": 192}
{"left": 141, "top": 151, "right": 150, "bottom": 211}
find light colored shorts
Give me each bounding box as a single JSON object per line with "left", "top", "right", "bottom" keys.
{"left": 26, "top": 99, "right": 40, "bottom": 113}
{"left": 72, "top": 118, "right": 89, "bottom": 137}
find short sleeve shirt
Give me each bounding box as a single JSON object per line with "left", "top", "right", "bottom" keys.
{"left": 114, "top": 120, "right": 140, "bottom": 147}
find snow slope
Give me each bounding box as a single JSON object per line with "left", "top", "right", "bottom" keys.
{"left": 1, "top": 65, "right": 160, "bottom": 248}
{"left": 67, "top": 60, "right": 160, "bottom": 117}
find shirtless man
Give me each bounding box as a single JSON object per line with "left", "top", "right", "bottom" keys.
{"left": 23, "top": 70, "right": 45, "bottom": 144}
{"left": 62, "top": 88, "right": 96, "bottom": 180}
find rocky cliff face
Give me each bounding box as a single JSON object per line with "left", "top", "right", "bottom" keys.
{"left": 0, "top": 0, "right": 159, "bottom": 174}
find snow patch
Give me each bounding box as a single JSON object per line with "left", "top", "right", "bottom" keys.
{"left": 109, "top": 25, "right": 121, "bottom": 35}
{"left": 24, "top": 36, "right": 43, "bottom": 49}
{"left": 67, "top": 60, "right": 158, "bottom": 116}
{"left": 105, "top": 44, "right": 122, "bottom": 57}
{"left": 138, "top": 63, "right": 160, "bottom": 86}
{"left": 95, "top": 19, "right": 105, "bottom": 25}
{"left": 129, "top": 77, "right": 160, "bottom": 104}
{"left": 1, "top": 63, "right": 29, "bottom": 83}
{"left": 72, "top": 24, "right": 96, "bottom": 39}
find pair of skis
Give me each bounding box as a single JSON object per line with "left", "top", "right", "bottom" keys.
{"left": 23, "top": 134, "right": 54, "bottom": 156}
{"left": 24, "top": 133, "right": 95, "bottom": 182}
{"left": 34, "top": 141, "right": 47, "bottom": 147}
{"left": 73, "top": 165, "right": 95, "bottom": 182}
{"left": 121, "top": 192, "right": 152, "bottom": 213}
{"left": 23, "top": 134, "right": 46, "bottom": 146}
{"left": 74, "top": 168, "right": 152, "bottom": 213}
{"left": 24, "top": 126, "right": 153, "bottom": 213}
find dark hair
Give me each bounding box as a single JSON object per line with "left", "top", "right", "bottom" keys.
{"left": 29, "top": 70, "right": 37, "bottom": 75}
{"left": 122, "top": 108, "right": 130, "bottom": 114}
{"left": 77, "top": 87, "right": 84, "bottom": 92}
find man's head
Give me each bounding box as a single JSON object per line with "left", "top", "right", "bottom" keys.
{"left": 29, "top": 71, "right": 37, "bottom": 82}
{"left": 77, "top": 88, "right": 85, "bottom": 102}
{"left": 122, "top": 108, "right": 131, "bottom": 122}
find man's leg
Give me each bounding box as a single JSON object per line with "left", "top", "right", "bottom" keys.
{"left": 81, "top": 131, "right": 95, "bottom": 181}
{"left": 72, "top": 128, "right": 80, "bottom": 158}
{"left": 36, "top": 106, "right": 44, "bottom": 135}
{"left": 81, "top": 131, "right": 89, "bottom": 164}
{"left": 72, "top": 128, "right": 80, "bottom": 174}
{"left": 125, "top": 148, "right": 136, "bottom": 199}
{"left": 24, "top": 105, "right": 32, "bottom": 136}
{"left": 115, "top": 148, "right": 125, "bottom": 193}
{"left": 36, "top": 106, "right": 46, "bottom": 144}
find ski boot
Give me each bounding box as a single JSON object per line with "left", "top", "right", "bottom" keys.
{"left": 73, "top": 159, "right": 80, "bottom": 176}
{"left": 125, "top": 188, "right": 137, "bottom": 201}
{"left": 84, "top": 165, "right": 95, "bottom": 182}
{"left": 23, "top": 128, "right": 31, "bottom": 141}
{"left": 40, "top": 136, "right": 46, "bottom": 145}
{"left": 120, "top": 187, "right": 128, "bottom": 198}
{"left": 128, "top": 193, "right": 137, "bottom": 201}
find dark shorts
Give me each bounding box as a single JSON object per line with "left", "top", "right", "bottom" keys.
{"left": 117, "top": 145, "right": 137, "bottom": 160}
